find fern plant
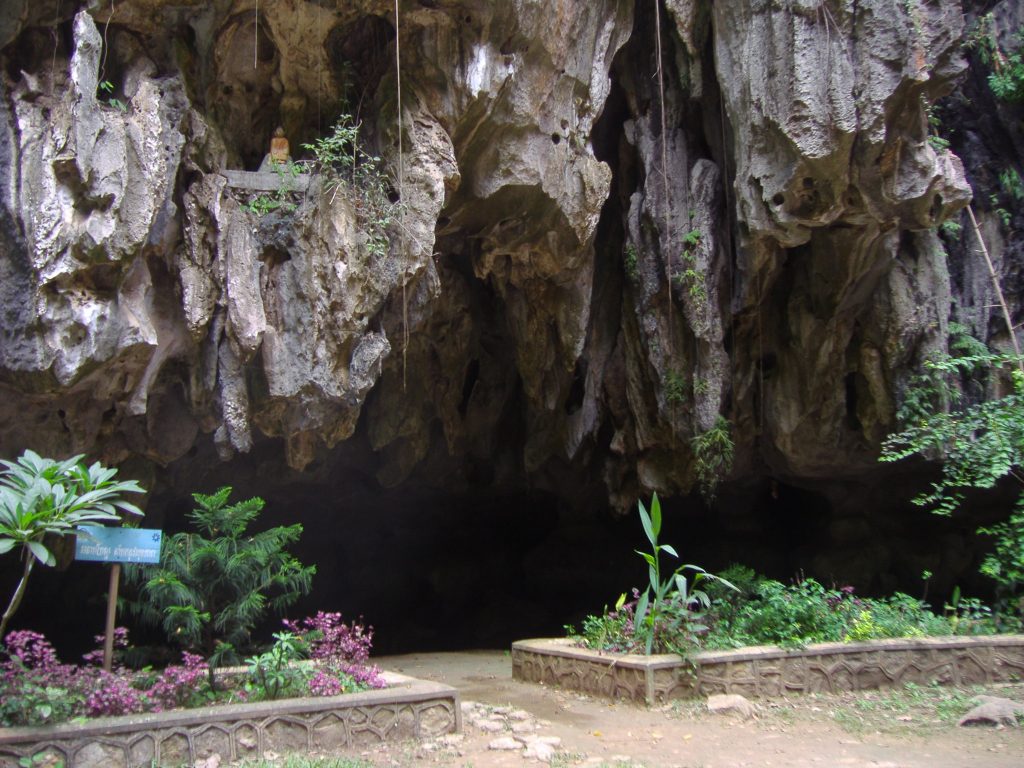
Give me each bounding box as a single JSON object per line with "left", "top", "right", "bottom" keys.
{"left": 124, "top": 487, "right": 315, "bottom": 686}
{"left": 691, "top": 416, "right": 734, "bottom": 500}
{"left": 988, "top": 45, "right": 1024, "bottom": 103}
{"left": 969, "top": 17, "right": 1024, "bottom": 103}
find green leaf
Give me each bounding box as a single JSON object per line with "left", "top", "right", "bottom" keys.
{"left": 635, "top": 590, "right": 650, "bottom": 632}
{"left": 661, "top": 544, "right": 679, "bottom": 559}
{"left": 27, "top": 541, "right": 54, "bottom": 566}
{"left": 637, "top": 499, "right": 655, "bottom": 546}
{"left": 675, "top": 573, "right": 689, "bottom": 599}
{"left": 650, "top": 493, "right": 662, "bottom": 538}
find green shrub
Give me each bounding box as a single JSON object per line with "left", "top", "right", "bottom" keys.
{"left": 708, "top": 578, "right": 850, "bottom": 648}
{"left": 124, "top": 487, "right": 315, "bottom": 686}
{"left": 704, "top": 579, "right": 961, "bottom": 649}
{"left": 303, "top": 116, "right": 398, "bottom": 259}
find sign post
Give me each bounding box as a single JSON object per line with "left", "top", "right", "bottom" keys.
{"left": 104, "top": 563, "right": 120, "bottom": 673}
{"left": 75, "top": 526, "right": 163, "bottom": 672}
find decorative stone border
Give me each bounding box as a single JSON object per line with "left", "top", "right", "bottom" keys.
{"left": 0, "top": 672, "right": 459, "bottom": 768}
{"left": 512, "top": 635, "right": 1024, "bottom": 705}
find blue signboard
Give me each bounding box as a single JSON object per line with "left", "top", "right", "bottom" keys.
{"left": 75, "top": 526, "right": 163, "bottom": 564}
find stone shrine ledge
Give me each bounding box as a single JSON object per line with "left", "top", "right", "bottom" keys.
{"left": 221, "top": 169, "right": 311, "bottom": 194}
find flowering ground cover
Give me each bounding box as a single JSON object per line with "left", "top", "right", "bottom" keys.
{"left": 0, "top": 612, "right": 386, "bottom": 727}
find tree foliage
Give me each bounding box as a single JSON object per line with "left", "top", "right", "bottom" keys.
{"left": 881, "top": 352, "right": 1024, "bottom": 516}
{"left": 881, "top": 348, "right": 1024, "bottom": 622}
{"left": 0, "top": 450, "right": 145, "bottom": 638}
{"left": 124, "top": 487, "right": 315, "bottom": 682}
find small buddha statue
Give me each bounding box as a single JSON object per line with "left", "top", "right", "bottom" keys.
{"left": 270, "top": 127, "right": 290, "bottom": 164}
{"left": 258, "top": 126, "right": 292, "bottom": 171}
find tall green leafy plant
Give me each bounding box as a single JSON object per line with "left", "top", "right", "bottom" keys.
{"left": 0, "top": 451, "right": 145, "bottom": 638}
{"left": 633, "top": 494, "right": 734, "bottom": 655}
{"left": 124, "top": 487, "right": 315, "bottom": 686}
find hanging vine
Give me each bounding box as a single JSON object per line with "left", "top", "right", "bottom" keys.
{"left": 654, "top": 0, "right": 674, "bottom": 350}
{"left": 394, "top": 0, "right": 408, "bottom": 389}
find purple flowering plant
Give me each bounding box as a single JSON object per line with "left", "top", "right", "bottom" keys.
{"left": 0, "top": 630, "right": 88, "bottom": 726}
{"left": 280, "top": 612, "right": 386, "bottom": 695}
{"left": 0, "top": 629, "right": 215, "bottom": 725}
{"left": 1, "top": 613, "right": 385, "bottom": 725}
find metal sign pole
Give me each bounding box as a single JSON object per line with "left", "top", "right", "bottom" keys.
{"left": 103, "top": 563, "right": 121, "bottom": 673}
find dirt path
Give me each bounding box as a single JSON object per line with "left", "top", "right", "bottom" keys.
{"left": 354, "top": 651, "right": 1024, "bottom": 768}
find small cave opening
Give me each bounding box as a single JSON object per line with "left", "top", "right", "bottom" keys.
{"left": 324, "top": 15, "right": 395, "bottom": 119}
{"left": 2, "top": 20, "right": 72, "bottom": 83}
{"left": 208, "top": 13, "right": 283, "bottom": 170}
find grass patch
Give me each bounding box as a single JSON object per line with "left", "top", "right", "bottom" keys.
{"left": 764, "top": 681, "right": 1024, "bottom": 735}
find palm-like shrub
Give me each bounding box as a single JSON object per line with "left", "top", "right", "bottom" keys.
{"left": 124, "top": 487, "right": 315, "bottom": 686}
{"left": 0, "top": 450, "right": 145, "bottom": 638}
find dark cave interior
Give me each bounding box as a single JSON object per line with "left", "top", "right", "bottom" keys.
{"left": 4, "top": 433, "right": 1008, "bottom": 661}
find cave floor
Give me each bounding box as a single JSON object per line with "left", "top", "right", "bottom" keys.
{"left": 315, "top": 651, "right": 1024, "bottom": 768}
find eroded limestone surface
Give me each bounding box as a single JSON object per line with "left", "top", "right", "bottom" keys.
{"left": 0, "top": 0, "right": 1009, "bottom": 512}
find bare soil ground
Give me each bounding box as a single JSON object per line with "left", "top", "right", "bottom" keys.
{"left": 336, "top": 651, "right": 1024, "bottom": 768}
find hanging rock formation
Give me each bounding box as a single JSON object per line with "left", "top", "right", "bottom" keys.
{"left": 0, "top": 0, "right": 1016, "bottom": 519}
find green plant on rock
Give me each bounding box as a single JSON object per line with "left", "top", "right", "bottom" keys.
{"left": 241, "top": 162, "right": 301, "bottom": 217}
{"left": 98, "top": 80, "right": 127, "bottom": 112}
{"left": 691, "top": 416, "right": 734, "bottom": 500}
{"left": 0, "top": 450, "right": 145, "bottom": 638}
{"left": 999, "top": 168, "right": 1024, "bottom": 203}
{"left": 124, "top": 487, "right": 315, "bottom": 687}
{"left": 303, "top": 115, "right": 398, "bottom": 259}
{"left": 968, "top": 16, "right": 1024, "bottom": 103}
{"left": 673, "top": 229, "right": 707, "bottom": 302}
{"left": 623, "top": 244, "right": 639, "bottom": 283}
{"left": 664, "top": 369, "right": 687, "bottom": 405}
{"left": 988, "top": 35, "right": 1024, "bottom": 103}
{"left": 939, "top": 219, "right": 962, "bottom": 240}
{"left": 947, "top": 322, "right": 990, "bottom": 359}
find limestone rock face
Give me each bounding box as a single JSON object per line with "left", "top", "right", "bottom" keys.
{"left": 0, "top": 0, "right": 1008, "bottom": 514}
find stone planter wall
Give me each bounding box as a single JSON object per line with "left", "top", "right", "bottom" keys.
{"left": 0, "top": 673, "right": 459, "bottom": 768}
{"left": 512, "top": 636, "right": 1024, "bottom": 705}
